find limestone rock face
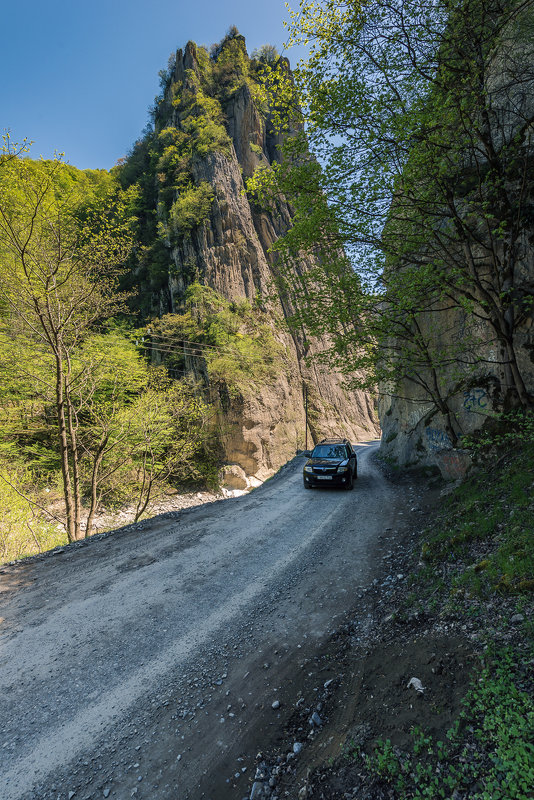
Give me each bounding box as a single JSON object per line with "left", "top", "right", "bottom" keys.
{"left": 131, "top": 34, "right": 378, "bottom": 481}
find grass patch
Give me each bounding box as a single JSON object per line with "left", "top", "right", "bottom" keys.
{"left": 419, "top": 441, "right": 534, "bottom": 598}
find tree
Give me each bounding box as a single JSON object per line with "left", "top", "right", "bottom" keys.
{"left": 0, "top": 151, "right": 133, "bottom": 541}
{"left": 126, "top": 383, "right": 211, "bottom": 522}
{"left": 249, "top": 0, "right": 534, "bottom": 438}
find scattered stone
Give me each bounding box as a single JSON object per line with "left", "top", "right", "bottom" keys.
{"left": 103, "top": 790, "right": 110, "bottom": 798}
{"left": 323, "top": 679, "right": 334, "bottom": 689}
{"left": 310, "top": 711, "right": 322, "bottom": 727}
{"left": 407, "top": 677, "right": 425, "bottom": 693}
{"left": 250, "top": 781, "right": 266, "bottom": 799}
{"left": 271, "top": 700, "right": 281, "bottom": 710}
{"left": 511, "top": 613, "right": 525, "bottom": 624}
{"left": 293, "top": 742, "right": 303, "bottom": 754}
{"left": 298, "top": 787, "right": 308, "bottom": 800}
{"left": 68, "top": 793, "right": 76, "bottom": 800}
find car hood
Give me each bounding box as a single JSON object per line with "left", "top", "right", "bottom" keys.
{"left": 306, "top": 458, "right": 345, "bottom": 467}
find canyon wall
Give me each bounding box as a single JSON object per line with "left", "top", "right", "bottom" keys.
{"left": 122, "top": 33, "right": 378, "bottom": 484}
{"left": 378, "top": 7, "right": 534, "bottom": 478}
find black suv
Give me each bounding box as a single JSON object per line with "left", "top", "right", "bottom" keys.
{"left": 302, "top": 438, "right": 358, "bottom": 490}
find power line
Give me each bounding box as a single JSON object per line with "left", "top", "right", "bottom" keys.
{"left": 143, "top": 331, "right": 244, "bottom": 358}
{"left": 132, "top": 340, "right": 255, "bottom": 364}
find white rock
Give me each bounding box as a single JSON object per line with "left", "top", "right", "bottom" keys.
{"left": 407, "top": 677, "right": 425, "bottom": 693}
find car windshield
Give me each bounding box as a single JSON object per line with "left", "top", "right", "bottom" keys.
{"left": 312, "top": 445, "right": 347, "bottom": 459}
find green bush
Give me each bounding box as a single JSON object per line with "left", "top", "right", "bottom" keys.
{"left": 169, "top": 182, "right": 214, "bottom": 234}
{"left": 0, "top": 468, "right": 65, "bottom": 562}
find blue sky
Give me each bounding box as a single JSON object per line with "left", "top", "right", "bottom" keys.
{"left": 2, "top": 0, "right": 301, "bottom": 170}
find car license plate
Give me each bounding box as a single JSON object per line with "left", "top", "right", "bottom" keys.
{"left": 316, "top": 475, "right": 332, "bottom": 480}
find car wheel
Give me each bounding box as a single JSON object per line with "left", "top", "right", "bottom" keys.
{"left": 346, "top": 474, "right": 354, "bottom": 490}
{"left": 304, "top": 480, "right": 312, "bottom": 489}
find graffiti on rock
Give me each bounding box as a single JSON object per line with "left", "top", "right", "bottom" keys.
{"left": 426, "top": 428, "right": 453, "bottom": 452}
{"left": 463, "top": 388, "right": 487, "bottom": 412}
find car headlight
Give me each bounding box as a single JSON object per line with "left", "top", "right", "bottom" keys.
{"left": 304, "top": 465, "right": 314, "bottom": 473}
{"left": 337, "top": 466, "right": 349, "bottom": 473}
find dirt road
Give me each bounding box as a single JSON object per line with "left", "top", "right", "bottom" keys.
{"left": 0, "top": 441, "right": 416, "bottom": 800}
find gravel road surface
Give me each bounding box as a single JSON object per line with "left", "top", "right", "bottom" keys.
{"left": 0, "top": 440, "right": 408, "bottom": 800}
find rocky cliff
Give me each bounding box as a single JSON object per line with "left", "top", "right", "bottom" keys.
{"left": 378, "top": 5, "right": 534, "bottom": 478}
{"left": 120, "top": 32, "right": 378, "bottom": 485}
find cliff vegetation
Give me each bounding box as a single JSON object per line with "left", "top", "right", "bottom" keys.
{"left": 248, "top": 0, "right": 534, "bottom": 474}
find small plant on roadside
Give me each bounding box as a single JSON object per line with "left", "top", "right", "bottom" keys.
{"left": 366, "top": 646, "right": 534, "bottom": 800}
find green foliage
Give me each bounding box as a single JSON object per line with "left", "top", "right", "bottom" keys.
{"left": 169, "top": 182, "right": 213, "bottom": 235}
{"left": 116, "top": 28, "right": 287, "bottom": 305}
{"left": 0, "top": 467, "right": 65, "bottom": 562}
{"left": 419, "top": 436, "right": 534, "bottom": 597}
{"left": 366, "top": 427, "right": 534, "bottom": 799}
{"left": 249, "top": 0, "right": 534, "bottom": 421}
{"left": 251, "top": 44, "right": 279, "bottom": 64}
{"left": 0, "top": 316, "right": 216, "bottom": 557}
{"left": 0, "top": 147, "right": 219, "bottom": 550}
{"left": 99, "top": 381, "right": 214, "bottom": 519}
{"left": 119, "top": 34, "right": 277, "bottom": 300}
{"left": 148, "top": 283, "right": 286, "bottom": 398}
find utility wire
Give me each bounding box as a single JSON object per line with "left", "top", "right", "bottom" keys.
{"left": 133, "top": 340, "right": 255, "bottom": 364}
{"left": 134, "top": 332, "right": 254, "bottom": 361}
{"left": 144, "top": 331, "right": 244, "bottom": 358}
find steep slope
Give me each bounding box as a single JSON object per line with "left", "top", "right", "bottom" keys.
{"left": 120, "top": 32, "right": 378, "bottom": 483}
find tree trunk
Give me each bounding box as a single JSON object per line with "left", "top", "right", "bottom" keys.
{"left": 134, "top": 477, "right": 153, "bottom": 522}
{"left": 55, "top": 355, "right": 76, "bottom": 543}
{"left": 64, "top": 374, "right": 82, "bottom": 540}
{"left": 86, "top": 436, "right": 108, "bottom": 538}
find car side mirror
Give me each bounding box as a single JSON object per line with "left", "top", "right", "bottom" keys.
{"left": 302, "top": 450, "right": 313, "bottom": 458}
